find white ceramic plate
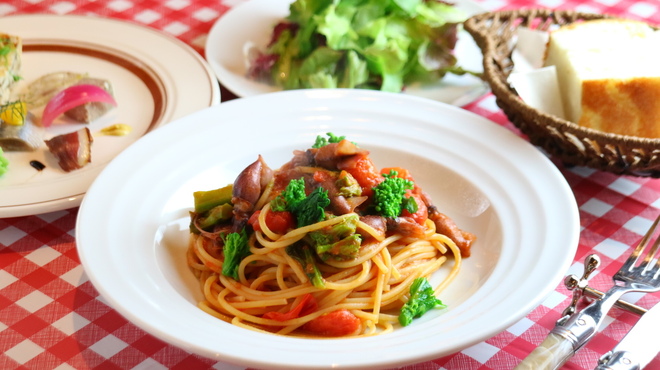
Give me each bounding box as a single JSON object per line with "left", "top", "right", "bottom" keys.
{"left": 0, "top": 14, "right": 220, "bottom": 218}
{"left": 205, "top": 0, "right": 488, "bottom": 105}
{"left": 77, "top": 89, "right": 579, "bottom": 369}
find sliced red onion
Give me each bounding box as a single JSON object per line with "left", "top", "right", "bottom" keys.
{"left": 41, "top": 84, "right": 117, "bottom": 127}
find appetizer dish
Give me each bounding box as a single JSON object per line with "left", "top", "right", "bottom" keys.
{"left": 246, "top": 0, "right": 477, "bottom": 92}
{"left": 188, "top": 133, "right": 474, "bottom": 337}
{"left": 0, "top": 33, "right": 120, "bottom": 174}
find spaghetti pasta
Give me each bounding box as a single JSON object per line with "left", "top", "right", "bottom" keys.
{"left": 187, "top": 134, "right": 475, "bottom": 338}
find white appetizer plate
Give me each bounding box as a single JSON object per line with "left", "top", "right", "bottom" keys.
{"left": 77, "top": 89, "right": 579, "bottom": 369}
{"left": 205, "top": 0, "right": 488, "bottom": 106}
{"left": 0, "top": 14, "right": 220, "bottom": 218}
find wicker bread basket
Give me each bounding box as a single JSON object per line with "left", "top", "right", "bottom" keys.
{"left": 464, "top": 9, "right": 660, "bottom": 177}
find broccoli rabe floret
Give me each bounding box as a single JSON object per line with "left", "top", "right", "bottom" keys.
{"left": 308, "top": 214, "right": 361, "bottom": 260}
{"left": 398, "top": 277, "right": 446, "bottom": 326}
{"left": 270, "top": 178, "right": 330, "bottom": 227}
{"left": 312, "top": 132, "right": 346, "bottom": 148}
{"left": 371, "top": 170, "right": 417, "bottom": 218}
{"left": 271, "top": 178, "right": 306, "bottom": 212}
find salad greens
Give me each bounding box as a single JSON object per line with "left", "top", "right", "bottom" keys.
{"left": 398, "top": 277, "right": 446, "bottom": 326}
{"left": 249, "top": 0, "right": 470, "bottom": 92}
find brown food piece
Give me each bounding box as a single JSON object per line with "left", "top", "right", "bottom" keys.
{"left": 63, "top": 78, "right": 115, "bottom": 123}
{"left": 44, "top": 127, "right": 93, "bottom": 172}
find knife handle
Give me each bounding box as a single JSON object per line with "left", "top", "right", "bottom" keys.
{"left": 515, "top": 332, "right": 574, "bottom": 370}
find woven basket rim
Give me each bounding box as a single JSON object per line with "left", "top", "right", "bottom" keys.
{"left": 464, "top": 8, "right": 660, "bottom": 149}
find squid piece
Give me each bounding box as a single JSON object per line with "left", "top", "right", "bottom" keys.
{"left": 386, "top": 217, "right": 427, "bottom": 239}
{"left": 231, "top": 155, "right": 273, "bottom": 231}
{"left": 311, "top": 139, "right": 368, "bottom": 170}
{"left": 417, "top": 190, "right": 476, "bottom": 257}
{"left": 427, "top": 209, "right": 476, "bottom": 257}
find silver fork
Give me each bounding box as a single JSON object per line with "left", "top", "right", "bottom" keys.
{"left": 516, "top": 214, "right": 660, "bottom": 370}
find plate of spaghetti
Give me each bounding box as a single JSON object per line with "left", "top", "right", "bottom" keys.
{"left": 76, "top": 89, "right": 580, "bottom": 369}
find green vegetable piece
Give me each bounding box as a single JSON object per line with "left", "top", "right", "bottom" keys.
{"left": 401, "top": 195, "right": 418, "bottom": 215}
{"left": 197, "top": 203, "right": 234, "bottom": 231}
{"left": 193, "top": 184, "right": 233, "bottom": 213}
{"left": 270, "top": 178, "right": 307, "bottom": 212}
{"left": 308, "top": 214, "right": 361, "bottom": 260}
{"left": 286, "top": 243, "right": 326, "bottom": 288}
{"left": 271, "top": 178, "right": 330, "bottom": 227}
{"left": 398, "top": 277, "right": 445, "bottom": 326}
{"left": 293, "top": 186, "right": 330, "bottom": 227}
{"left": 221, "top": 229, "right": 251, "bottom": 280}
{"left": 372, "top": 170, "right": 415, "bottom": 218}
{"left": 312, "top": 132, "right": 346, "bottom": 148}
{"left": 0, "top": 147, "right": 8, "bottom": 176}
{"left": 336, "top": 171, "right": 362, "bottom": 197}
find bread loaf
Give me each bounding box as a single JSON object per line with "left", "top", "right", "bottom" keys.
{"left": 543, "top": 19, "right": 660, "bottom": 138}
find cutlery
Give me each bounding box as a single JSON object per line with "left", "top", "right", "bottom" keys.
{"left": 595, "top": 300, "right": 660, "bottom": 370}
{"left": 515, "top": 214, "right": 660, "bottom": 370}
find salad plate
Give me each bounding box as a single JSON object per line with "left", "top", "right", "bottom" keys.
{"left": 0, "top": 14, "right": 220, "bottom": 218}
{"left": 77, "top": 89, "right": 579, "bottom": 369}
{"left": 205, "top": 0, "right": 488, "bottom": 105}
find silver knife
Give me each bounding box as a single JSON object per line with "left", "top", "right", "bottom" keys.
{"left": 595, "top": 301, "right": 660, "bottom": 370}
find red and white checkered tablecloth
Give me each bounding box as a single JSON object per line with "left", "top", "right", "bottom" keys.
{"left": 2, "top": 0, "right": 660, "bottom": 369}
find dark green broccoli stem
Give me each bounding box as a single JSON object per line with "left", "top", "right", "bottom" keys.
{"left": 193, "top": 184, "right": 233, "bottom": 213}
{"left": 286, "top": 243, "right": 326, "bottom": 288}
{"left": 191, "top": 203, "right": 234, "bottom": 233}
{"left": 398, "top": 277, "right": 446, "bottom": 326}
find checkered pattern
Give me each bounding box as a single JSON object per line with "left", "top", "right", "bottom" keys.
{"left": 2, "top": 0, "right": 660, "bottom": 369}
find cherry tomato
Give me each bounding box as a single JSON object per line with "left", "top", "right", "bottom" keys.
{"left": 248, "top": 210, "right": 295, "bottom": 234}
{"left": 303, "top": 309, "right": 361, "bottom": 337}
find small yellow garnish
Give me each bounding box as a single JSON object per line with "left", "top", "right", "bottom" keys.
{"left": 0, "top": 100, "right": 27, "bottom": 126}
{"left": 98, "top": 123, "right": 132, "bottom": 136}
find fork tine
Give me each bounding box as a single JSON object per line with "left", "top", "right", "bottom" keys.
{"left": 641, "top": 234, "right": 660, "bottom": 275}
{"left": 621, "top": 214, "right": 660, "bottom": 272}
